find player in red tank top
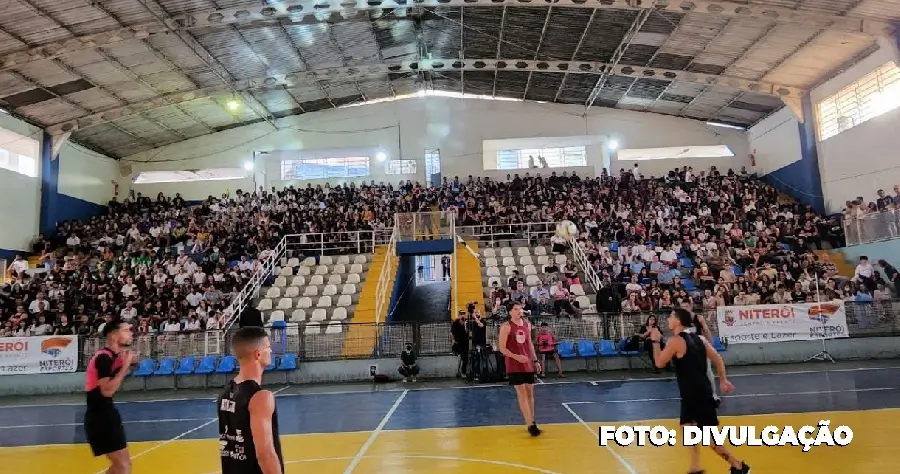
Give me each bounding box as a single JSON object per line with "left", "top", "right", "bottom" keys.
{"left": 498, "top": 303, "right": 542, "bottom": 436}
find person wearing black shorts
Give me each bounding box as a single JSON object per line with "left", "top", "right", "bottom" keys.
{"left": 649, "top": 308, "right": 750, "bottom": 474}
{"left": 84, "top": 320, "right": 134, "bottom": 474}
{"left": 498, "top": 303, "right": 542, "bottom": 436}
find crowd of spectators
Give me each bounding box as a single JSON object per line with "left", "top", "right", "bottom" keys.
{"left": 842, "top": 184, "right": 900, "bottom": 243}
{"left": 477, "top": 165, "right": 896, "bottom": 325}
{"left": 1, "top": 165, "right": 896, "bottom": 340}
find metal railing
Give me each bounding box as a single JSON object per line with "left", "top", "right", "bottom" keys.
{"left": 374, "top": 230, "right": 399, "bottom": 324}
{"left": 394, "top": 211, "right": 456, "bottom": 241}
{"left": 843, "top": 209, "right": 900, "bottom": 245}
{"left": 569, "top": 237, "right": 602, "bottom": 293}
{"left": 456, "top": 222, "right": 558, "bottom": 247}
{"left": 70, "top": 299, "right": 900, "bottom": 369}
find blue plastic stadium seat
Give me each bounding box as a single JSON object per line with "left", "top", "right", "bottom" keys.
{"left": 682, "top": 278, "right": 697, "bottom": 291}
{"left": 609, "top": 241, "right": 619, "bottom": 253}
{"left": 216, "top": 355, "right": 237, "bottom": 374}
{"left": 576, "top": 339, "right": 598, "bottom": 358}
{"left": 133, "top": 359, "right": 155, "bottom": 377}
{"left": 599, "top": 339, "right": 618, "bottom": 357}
{"left": 713, "top": 336, "right": 727, "bottom": 352}
{"left": 557, "top": 341, "right": 577, "bottom": 358}
{"left": 195, "top": 356, "right": 217, "bottom": 375}
{"left": 174, "top": 356, "right": 196, "bottom": 375}
{"left": 264, "top": 357, "right": 277, "bottom": 372}
{"left": 617, "top": 339, "right": 640, "bottom": 356}
{"left": 277, "top": 353, "right": 298, "bottom": 371}
{"left": 679, "top": 257, "right": 694, "bottom": 269}
{"left": 153, "top": 357, "right": 177, "bottom": 376}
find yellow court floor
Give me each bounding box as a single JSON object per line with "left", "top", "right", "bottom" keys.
{"left": 1, "top": 409, "right": 892, "bottom": 474}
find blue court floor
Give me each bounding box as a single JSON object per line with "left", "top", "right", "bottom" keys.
{"left": 1, "top": 364, "right": 898, "bottom": 473}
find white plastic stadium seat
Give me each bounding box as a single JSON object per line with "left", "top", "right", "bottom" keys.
{"left": 570, "top": 284, "right": 586, "bottom": 296}
{"left": 322, "top": 284, "right": 338, "bottom": 296}
{"left": 287, "top": 258, "right": 301, "bottom": 267}
{"left": 304, "top": 324, "right": 320, "bottom": 335}
{"left": 337, "top": 255, "right": 350, "bottom": 265}
{"left": 533, "top": 246, "right": 547, "bottom": 256}
{"left": 265, "top": 287, "right": 281, "bottom": 299}
{"left": 520, "top": 256, "right": 534, "bottom": 266}
{"left": 268, "top": 310, "right": 285, "bottom": 323}
{"left": 310, "top": 309, "right": 327, "bottom": 322}
{"left": 485, "top": 257, "right": 498, "bottom": 267}
{"left": 290, "top": 275, "right": 306, "bottom": 287}
{"left": 306, "top": 275, "right": 322, "bottom": 285}
{"left": 303, "top": 286, "right": 318, "bottom": 296}
{"left": 482, "top": 249, "right": 496, "bottom": 258}
{"left": 327, "top": 274, "right": 342, "bottom": 285}
{"left": 500, "top": 248, "right": 513, "bottom": 257}
{"left": 284, "top": 286, "right": 300, "bottom": 298}
{"left": 502, "top": 257, "right": 516, "bottom": 267}
{"left": 486, "top": 267, "right": 500, "bottom": 277}
{"left": 325, "top": 321, "right": 343, "bottom": 334}
{"left": 301, "top": 257, "right": 316, "bottom": 266}
{"left": 317, "top": 296, "right": 333, "bottom": 308}
{"left": 576, "top": 296, "right": 592, "bottom": 311}
{"left": 298, "top": 266, "right": 311, "bottom": 276}
{"left": 349, "top": 264, "right": 364, "bottom": 274}
{"left": 526, "top": 275, "right": 541, "bottom": 286}
{"left": 332, "top": 264, "right": 346, "bottom": 274}
{"left": 353, "top": 255, "right": 367, "bottom": 264}
{"left": 488, "top": 277, "right": 501, "bottom": 287}
{"left": 504, "top": 267, "right": 518, "bottom": 276}
{"left": 517, "top": 247, "right": 531, "bottom": 257}
{"left": 290, "top": 310, "right": 306, "bottom": 322}
{"left": 320, "top": 256, "right": 333, "bottom": 265}
{"left": 278, "top": 267, "right": 293, "bottom": 276}
{"left": 297, "top": 297, "right": 313, "bottom": 309}
{"left": 555, "top": 255, "right": 567, "bottom": 265}
{"left": 537, "top": 256, "right": 549, "bottom": 265}
{"left": 523, "top": 265, "right": 537, "bottom": 275}
{"left": 341, "top": 284, "right": 357, "bottom": 295}
{"left": 256, "top": 299, "right": 273, "bottom": 311}
{"left": 331, "top": 307, "right": 348, "bottom": 321}
{"left": 346, "top": 273, "right": 361, "bottom": 284}
{"left": 315, "top": 265, "right": 329, "bottom": 275}
{"left": 274, "top": 276, "right": 287, "bottom": 287}
{"left": 336, "top": 295, "right": 352, "bottom": 307}
{"left": 276, "top": 298, "right": 293, "bottom": 310}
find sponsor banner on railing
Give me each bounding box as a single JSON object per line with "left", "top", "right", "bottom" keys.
{"left": 0, "top": 335, "right": 78, "bottom": 375}
{"left": 717, "top": 302, "right": 849, "bottom": 344}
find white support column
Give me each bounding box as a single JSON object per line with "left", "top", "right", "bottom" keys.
{"left": 781, "top": 97, "right": 805, "bottom": 124}
{"left": 49, "top": 132, "right": 71, "bottom": 160}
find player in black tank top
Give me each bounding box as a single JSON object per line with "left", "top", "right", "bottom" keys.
{"left": 648, "top": 308, "right": 750, "bottom": 474}
{"left": 217, "top": 327, "right": 284, "bottom": 474}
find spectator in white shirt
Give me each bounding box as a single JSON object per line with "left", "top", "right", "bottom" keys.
{"left": 120, "top": 301, "right": 138, "bottom": 321}
{"left": 853, "top": 256, "right": 875, "bottom": 291}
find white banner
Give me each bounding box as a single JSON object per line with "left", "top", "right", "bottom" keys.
{"left": 0, "top": 335, "right": 78, "bottom": 375}
{"left": 717, "top": 302, "right": 850, "bottom": 344}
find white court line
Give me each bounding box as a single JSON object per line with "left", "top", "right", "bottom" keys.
{"left": 562, "top": 402, "right": 639, "bottom": 474}
{"left": 4, "top": 365, "right": 900, "bottom": 409}
{"left": 535, "top": 376, "right": 545, "bottom": 384}
{"left": 562, "top": 386, "right": 900, "bottom": 405}
{"left": 342, "top": 389, "right": 408, "bottom": 474}
{"left": 0, "top": 417, "right": 210, "bottom": 430}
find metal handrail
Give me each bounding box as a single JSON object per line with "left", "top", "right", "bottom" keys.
{"left": 843, "top": 209, "right": 899, "bottom": 246}
{"left": 569, "top": 237, "right": 602, "bottom": 293}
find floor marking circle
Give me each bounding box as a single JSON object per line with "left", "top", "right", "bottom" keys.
{"left": 200, "top": 454, "right": 565, "bottom": 474}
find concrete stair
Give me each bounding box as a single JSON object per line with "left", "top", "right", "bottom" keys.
{"left": 341, "top": 245, "right": 396, "bottom": 358}
{"left": 452, "top": 240, "right": 486, "bottom": 318}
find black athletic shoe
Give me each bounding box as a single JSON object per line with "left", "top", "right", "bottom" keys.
{"left": 730, "top": 462, "right": 750, "bottom": 474}
{"left": 688, "top": 471, "right": 704, "bottom": 474}
{"left": 528, "top": 423, "right": 542, "bottom": 437}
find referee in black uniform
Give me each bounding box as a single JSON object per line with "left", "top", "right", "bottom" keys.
{"left": 649, "top": 308, "right": 750, "bottom": 474}
{"left": 84, "top": 320, "right": 134, "bottom": 474}
{"left": 217, "top": 327, "right": 284, "bottom": 474}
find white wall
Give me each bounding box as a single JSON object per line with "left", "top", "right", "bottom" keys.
{"left": 124, "top": 97, "right": 750, "bottom": 199}
{"left": 58, "top": 141, "right": 125, "bottom": 205}
{"left": 747, "top": 108, "right": 802, "bottom": 176}
{"left": 812, "top": 38, "right": 900, "bottom": 211}
{"left": 0, "top": 112, "right": 41, "bottom": 252}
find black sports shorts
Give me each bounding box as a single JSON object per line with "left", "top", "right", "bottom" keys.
{"left": 679, "top": 397, "right": 719, "bottom": 427}
{"left": 508, "top": 372, "right": 536, "bottom": 386}
{"left": 84, "top": 408, "right": 127, "bottom": 456}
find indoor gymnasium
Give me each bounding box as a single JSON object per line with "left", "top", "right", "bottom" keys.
{"left": 1, "top": 1, "right": 900, "bottom": 474}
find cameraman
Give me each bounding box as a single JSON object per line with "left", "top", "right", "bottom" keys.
{"left": 451, "top": 310, "right": 469, "bottom": 377}
{"left": 398, "top": 342, "right": 419, "bottom": 382}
